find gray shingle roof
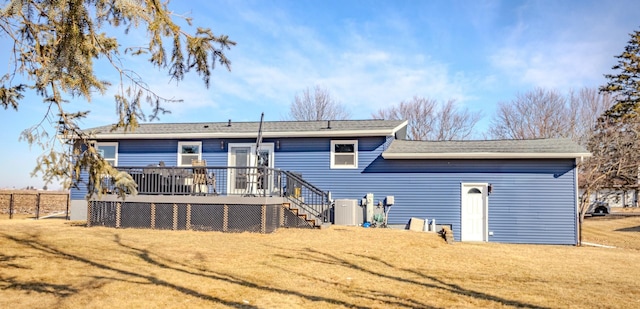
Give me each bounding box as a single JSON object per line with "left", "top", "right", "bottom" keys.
{"left": 383, "top": 138, "right": 591, "bottom": 159}
{"left": 85, "top": 119, "right": 407, "bottom": 139}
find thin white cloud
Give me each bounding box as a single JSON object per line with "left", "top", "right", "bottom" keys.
{"left": 489, "top": 1, "right": 637, "bottom": 90}
{"left": 491, "top": 39, "right": 618, "bottom": 89}
{"left": 199, "top": 6, "right": 480, "bottom": 119}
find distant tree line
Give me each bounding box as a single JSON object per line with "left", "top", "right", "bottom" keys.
{"left": 286, "top": 85, "right": 612, "bottom": 144}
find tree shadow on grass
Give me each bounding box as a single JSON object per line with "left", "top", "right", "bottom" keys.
{"left": 0, "top": 230, "right": 550, "bottom": 308}
{"left": 354, "top": 254, "right": 550, "bottom": 308}
{"left": 0, "top": 232, "right": 257, "bottom": 308}
{"left": 272, "top": 247, "right": 549, "bottom": 309}
{"left": 263, "top": 263, "right": 437, "bottom": 309}
{"left": 0, "top": 275, "right": 77, "bottom": 297}
{"left": 1, "top": 232, "right": 373, "bottom": 308}
{"left": 0, "top": 253, "right": 30, "bottom": 269}
{"left": 110, "top": 235, "right": 373, "bottom": 309}
{"left": 615, "top": 225, "right": 640, "bottom": 232}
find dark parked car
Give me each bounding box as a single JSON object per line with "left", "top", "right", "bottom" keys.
{"left": 587, "top": 201, "right": 610, "bottom": 215}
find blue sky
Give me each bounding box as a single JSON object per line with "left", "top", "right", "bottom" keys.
{"left": 1, "top": 0, "right": 639, "bottom": 189}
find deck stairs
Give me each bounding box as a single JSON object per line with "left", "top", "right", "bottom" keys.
{"left": 281, "top": 171, "right": 332, "bottom": 229}
{"left": 282, "top": 202, "right": 331, "bottom": 229}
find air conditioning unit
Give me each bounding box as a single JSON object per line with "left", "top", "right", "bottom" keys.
{"left": 334, "top": 199, "right": 362, "bottom": 226}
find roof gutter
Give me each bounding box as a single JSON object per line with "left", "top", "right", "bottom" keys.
{"left": 382, "top": 152, "right": 593, "bottom": 159}
{"left": 89, "top": 129, "right": 402, "bottom": 140}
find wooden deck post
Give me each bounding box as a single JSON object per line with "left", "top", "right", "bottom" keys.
{"left": 261, "top": 204, "right": 267, "bottom": 234}
{"left": 186, "top": 204, "right": 191, "bottom": 230}
{"left": 280, "top": 203, "right": 288, "bottom": 227}
{"left": 150, "top": 203, "right": 156, "bottom": 229}
{"left": 86, "top": 201, "right": 92, "bottom": 227}
{"left": 223, "top": 204, "right": 229, "bottom": 232}
{"left": 172, "top": 203, "right": 178, "bottom": 230}
{"left": 116, "top": 202, "right": 121, "bottom": 228}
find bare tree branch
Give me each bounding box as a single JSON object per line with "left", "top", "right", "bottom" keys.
{"left": 285, "top": 85, "right": 351, "bottom": 121}
{"left": 373, "top": 96, "right": 481, "bottom": 141}
{"left": 488, "top": 88, "right": 571, "bottom": 140}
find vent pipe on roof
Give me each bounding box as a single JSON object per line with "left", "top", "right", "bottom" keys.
{"left": 327, "top": 120, "right": 331, "bottom": 129}
{"left": 227, "top": 119, "right": 232, "bottom": 127}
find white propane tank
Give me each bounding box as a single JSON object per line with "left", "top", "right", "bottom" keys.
{"left": 430, "top": 218, "right": 436, "bottom": 232}
{"left": 423, "top": 218, "right": 429, "bottom": 232}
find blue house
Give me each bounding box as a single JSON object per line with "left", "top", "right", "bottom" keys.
{"left": 71, "top": 119, "right": 590, "bottom": 244}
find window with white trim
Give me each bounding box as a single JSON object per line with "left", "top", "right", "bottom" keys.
{"left": 96, "top": 142, "right": 118, "bottom": 166}
{"left": 331, "top": 140, "right": 358, "bottom": 169}
{"left": 178, "top": 141, "right": 202, "bottom": 166}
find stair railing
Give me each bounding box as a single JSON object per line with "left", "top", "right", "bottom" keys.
{"left": 281, "top": 170, "right": 331, "bottom": 223}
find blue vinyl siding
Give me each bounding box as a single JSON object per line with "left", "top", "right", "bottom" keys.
{"left": 117, "top": 139, "right": 232, "bottom": 166}
{"left": 71, "top": 181, "right": 87, "bottom": 199}
{"left": 71, "top": 135, "right": 578, "bottom": 244}
{"left": 273, "top": 136, "right": 577, "bottom": 245}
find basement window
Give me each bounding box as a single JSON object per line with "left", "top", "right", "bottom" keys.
{"left": 178, "top": 141, "right": 202, "bottom": 166}
{"left": 331, "top": 140, "right": 358, "bottom": 169}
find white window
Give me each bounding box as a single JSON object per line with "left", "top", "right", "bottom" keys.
{"left": 178, "top": 141, "right": 202, "bottom": 166}
{"left": 331, "top": 140, "right": 358, "bottom": 169}
{"left": 96, "top": 142, "right": 118, "bottom": 166}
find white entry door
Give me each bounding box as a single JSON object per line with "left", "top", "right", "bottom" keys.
{"left": 229, "top": 146, "right": 251, "bottom": 193}
{"left": 227, "top": 143, "right": 274, "bottom": 195}
{"left": 461, "top": 183, "right": 488, "bottom": 241}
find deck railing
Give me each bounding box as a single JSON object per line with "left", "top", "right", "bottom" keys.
{"left": 103, "top": 166, "right": 277, "bottom": 196}
{"left": 100, "top": 166, "right": 331, "bottom": 224}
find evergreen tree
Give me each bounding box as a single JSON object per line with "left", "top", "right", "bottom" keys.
{"left": 600, "top": 29, "right": 640, "bottom": 119}
{"left": 0, "top": 1, "right": 235, "bottom": 196}
{"left": 595, "top": 28, "right": 640, "bottom": 189}
{"left": 577, "top": 28, "right": 640, "bottom": 243}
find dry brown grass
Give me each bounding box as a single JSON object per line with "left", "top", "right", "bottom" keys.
{"left": 0, "top": 217, "right": 639, "bottom": 308}
{"left": 582, "top": 215, "right": 640, "bottom": 249}
{"left": 611, "top": 207, "right": 640, "bottom": 213}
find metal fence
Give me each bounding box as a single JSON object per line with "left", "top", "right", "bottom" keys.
{"left": 0, "top": 191, "right": 70, "bottom": 219}
{"left": 88, "top": 201, "right": 314, "bottom": 233}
